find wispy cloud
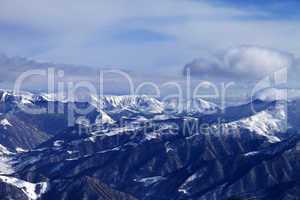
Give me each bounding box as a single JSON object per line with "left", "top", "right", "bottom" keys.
{"left": 1, "top": 0, "right": 299, "bottom": 69}
{"left": 0, "top": 0, "right": 300, "bottom": 96}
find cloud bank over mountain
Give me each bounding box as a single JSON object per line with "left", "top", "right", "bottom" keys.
{"left": 0, "top": 54, "right": 173, "bottom": 95}
{"left": 183, "top": 46, "right": 300, "bottom": 81}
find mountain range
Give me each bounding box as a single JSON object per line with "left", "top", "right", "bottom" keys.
{"left": 0, "top": 89, "right": 298, "bottom": 200}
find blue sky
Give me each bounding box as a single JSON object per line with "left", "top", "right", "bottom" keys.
{"left": 212, "top": 0, "right": 300, "bottom": 19}
{"left": 0, "top": 0, "right": 300, "bottom": 95}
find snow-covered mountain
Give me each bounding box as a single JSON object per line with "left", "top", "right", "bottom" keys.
{"left": 0, "top": 176, "right": 47, "bottom": 200}
{"left": 94, "top": 110, "right": 115, "bottom": 125}
{"left": 1, "top": 89, "right": 220, "bottom": 113}
{"left": 91, "top": 95, "right": 165, "bottom": 114}
{"left": 226, "top": 102, "right": 287, "bottom": 143}
{"left": 0, "top": 89, "right": 221, "bottom": 123}
{"left": 163, "top": 97, "right": 219, "bottom": 115}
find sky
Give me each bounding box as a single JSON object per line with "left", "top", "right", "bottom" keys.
{"left": 0, "top": 0, "right": 300, "bottom": 98}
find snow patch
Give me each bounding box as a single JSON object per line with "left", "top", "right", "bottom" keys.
{"left": 178, "top": 188, "right": 188, "bottom": 194}
{"left": 244, "top": 151, "right": 259, "bottom": 157}
{"left": 53, "top": 140, "right": 64, "bottom": 147}
{"left": 0, "top": 144, "right": 12, "bottom": 155}
{"left": 0, "top": 156, "right": 14, "bottom": 175}
{"left": 16, "top": 147, "right": 28, "bottom": 153}
{"left": 0, "top": 175, "right": 48, "bottom": 200}
{"left": 0, "top": 119, "right": 12, "bottom": 129}
{"left": 134, "top": 176, "right": 166, "bottom": 186}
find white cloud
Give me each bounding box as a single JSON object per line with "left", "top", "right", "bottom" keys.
{"left": 184, "top": 45, "right": 297, "bottom": 80}
{"left": 224, "top": 46, "right": 294, "bottom": 77}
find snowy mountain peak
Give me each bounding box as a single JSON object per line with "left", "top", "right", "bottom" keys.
{"left": 164, "top": 97, "right": 219, "bottom": 114}
{"left": 92, "top": 95, "right": 165, "bottom": 114}
{"left": 194, "top": 98, "right": 219, "bottom": 112}
{"left": 228, "top": 102, "right": 287, "bottom": 143}
{"left": 0, "top": 89, "right": 220, "bottom": 117}
{"left": 0, "top": 90, "right": 35, "bottom": 105}
{"left": 95, "top": 110, "right": 115, "bottom": 124}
